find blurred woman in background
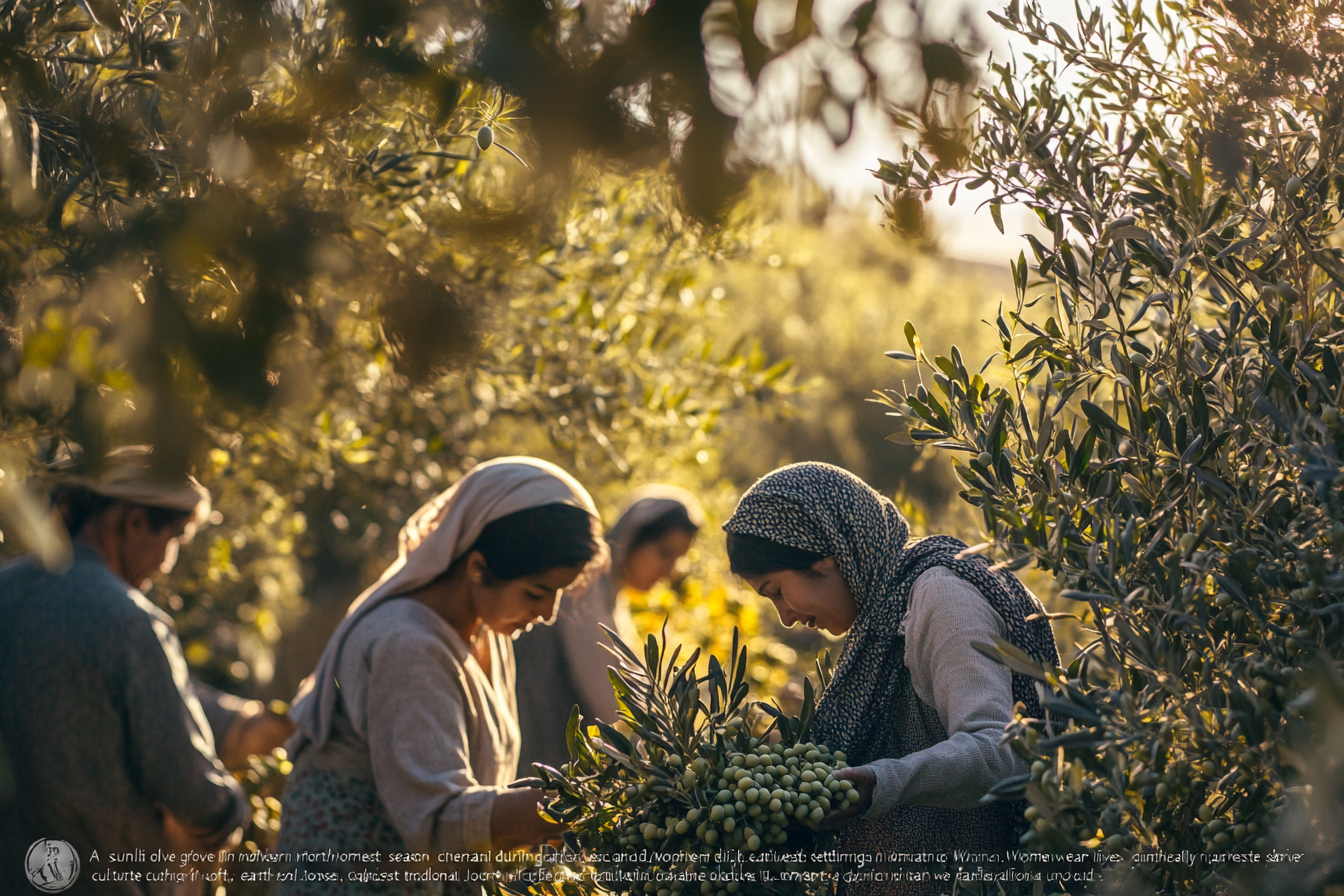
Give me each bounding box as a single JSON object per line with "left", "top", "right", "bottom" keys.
{"left": 515, "top": 485, "right": 704, "bottom": 772}
{"left": 278, "top": 457, "right": 607, "bottom": 895}
{"left": 723, "top": 462, "right": 1059, "bottom": 896}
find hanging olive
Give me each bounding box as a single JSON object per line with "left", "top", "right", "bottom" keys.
{"left": 477, "top": 125, "right": 494, "bottom": 151}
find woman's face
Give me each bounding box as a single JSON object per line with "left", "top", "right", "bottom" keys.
{"left": 623, "top": 529, "right": 696, "bottom": 591}
{"left": 741, "top": 557, "right": 857, "bottom": 636}
{"left": 467, "top": 553, "right": 585, "bottom": 637}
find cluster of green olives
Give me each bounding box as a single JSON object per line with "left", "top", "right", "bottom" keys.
{"left": 616, "top": 740, "right": 860, "bottom": 854}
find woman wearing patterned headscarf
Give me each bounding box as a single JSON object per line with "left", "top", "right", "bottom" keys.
{"left": 515, "top": 485, "right": 705, "bottom": 772}
{"left": 278, "top": 457, "right": 608, "bottom": 895}
{"left": 723, "top": 462, "right": 1059, "bottom": 895}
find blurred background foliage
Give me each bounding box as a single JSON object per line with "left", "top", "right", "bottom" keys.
{"left": 0, "top": 0, "right": 998, "bottom": 703}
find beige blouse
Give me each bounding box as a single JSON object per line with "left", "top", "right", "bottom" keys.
{"left": 295, "top": 598, "right": 519, "bottom": 852}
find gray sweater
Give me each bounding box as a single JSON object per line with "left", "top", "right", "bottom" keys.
{"left": 0, "top": 541, "right": 248, "bottom": 896}
{"left": 866, "top": 565, "right": 1030, "bottom": 815}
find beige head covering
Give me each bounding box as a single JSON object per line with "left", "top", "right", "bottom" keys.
{"left": 605, "top": 484, "right": 706, "bottom": 585}
{"left": 555, "top": 484, "right": 704, "bottom": 721}
{"left": 290, "top": 456, "right": 605, "bottom": 751}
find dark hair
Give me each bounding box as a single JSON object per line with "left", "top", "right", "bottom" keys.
{"left": 726, "top": 531, "right": 826, "bottom": 577}
{"left": 628, "top": 505, "right": 701, "bottom": 552}
{"left": 55, "top": 487, "right": 193, "bottom": 536}
{"left": 465, "top": 502, "right": 600, "bottom": 582}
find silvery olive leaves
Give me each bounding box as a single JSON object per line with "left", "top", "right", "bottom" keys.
{"left": 873, "top": 1, "right": 1344, "bottom": 893}
{"left": 522, "top": 626, "right": 848, "bottom": 896}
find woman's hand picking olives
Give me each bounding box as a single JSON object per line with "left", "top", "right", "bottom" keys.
{"left": 818, "top": 766, "right": 875, "bottom": 829}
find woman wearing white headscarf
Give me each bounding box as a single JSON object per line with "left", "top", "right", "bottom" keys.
{"left": 514, "top": 485, "right": 704, "bottom": 772}
{"left": 277, "top": 457, "right": 607, "bottom": 895}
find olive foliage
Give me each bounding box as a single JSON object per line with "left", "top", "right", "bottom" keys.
{"left": 876, "top": 0, "right": 1344, "bottom": 891}
{"left": 531, "top": 628, "right": 852, "bottom": 895}
{"left": 0, "top": 0, "right": 994, "bottom": 688}
{"left": 176, "top": 168, "right": 798, "bottom": 696}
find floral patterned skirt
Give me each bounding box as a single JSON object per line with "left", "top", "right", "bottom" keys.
{"left": 274, "top": 760, "right": 479, "bottom": 896}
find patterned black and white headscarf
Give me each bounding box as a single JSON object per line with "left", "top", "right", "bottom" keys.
{"left": 723, "top": 462, "right": 1060, "bottom": 757}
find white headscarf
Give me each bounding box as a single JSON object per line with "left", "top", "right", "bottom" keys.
{"left": 290, "top": 456, "right": 605, "bottom": 751}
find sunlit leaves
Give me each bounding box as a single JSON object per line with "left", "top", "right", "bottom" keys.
{"left": 879, "top": 0, "right": 1344, "bottom": 888}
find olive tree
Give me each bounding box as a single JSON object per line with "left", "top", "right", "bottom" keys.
{"left": 876, "top": 0, "right": 1344, "bottom": 891}
{"left": 0, "top": 0, "right": 1001, "bottom": 685}
{"left": 172, "top": 167, "right": 797, "bottom": 698}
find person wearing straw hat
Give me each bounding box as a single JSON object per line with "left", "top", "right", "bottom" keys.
{"left": 514, "top": 484, "right": 704, "bottom": 772}
{"left": 277, "top": 457, "right": 608, "bottom": 895}
{"left": 0, "top": 446, "right": 250, "bottom": 896}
